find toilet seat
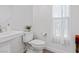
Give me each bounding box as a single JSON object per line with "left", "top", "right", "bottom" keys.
{"left": 29, "top": 39, "right": 45, "bottom": 45}
{"left": 29, "top": 39, "right": 45, "bottom": 51}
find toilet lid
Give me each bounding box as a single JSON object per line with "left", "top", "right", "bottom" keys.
{"left": 29, "top": 39, "right": 45, "bottom": 45}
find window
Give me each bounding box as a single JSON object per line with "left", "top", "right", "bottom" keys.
{"left": 52, "top": 5, "right": 69, "bottom": 43}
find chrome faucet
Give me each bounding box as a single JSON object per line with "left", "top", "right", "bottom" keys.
{"left": 0, "top": 25, "right": 3, "bottom": 33}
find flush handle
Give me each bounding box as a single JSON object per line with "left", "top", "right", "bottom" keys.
{"left": 42, "top": 32, "right": 47, "bottom": 37}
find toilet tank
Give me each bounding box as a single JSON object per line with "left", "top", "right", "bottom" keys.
{"left": 23, "top": 31, "right": 33, "bottom": 42}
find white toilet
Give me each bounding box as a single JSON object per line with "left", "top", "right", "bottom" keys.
{"left": 23, "top": 31, "right": 45, "bottom": 53}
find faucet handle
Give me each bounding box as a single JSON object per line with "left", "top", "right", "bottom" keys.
{"left": 0, "top": 25, "right": 1, "bottom": 27}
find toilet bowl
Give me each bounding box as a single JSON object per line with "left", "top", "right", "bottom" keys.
{"left": 23, "top": 32, "right": 45, "bottom": 53}
{"left": 29, "top": 39, "right": 45, "bottom": 52}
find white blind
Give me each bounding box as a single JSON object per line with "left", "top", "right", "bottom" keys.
{"left": 52, "top": 5, "right": 69, "bottom": 17}
{"left": 52, "top": 5, "right": 69, "bottom": 44}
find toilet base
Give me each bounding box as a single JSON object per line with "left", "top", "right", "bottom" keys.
{"left": 26, "top": 47, "right": 43, "bottom": 53}
{"left": 26, "top": 49, "right": 43, "bottom": 53}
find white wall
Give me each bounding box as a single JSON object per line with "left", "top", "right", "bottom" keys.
{"left": 0, "top": 6, "right": 12, "bottom": 26}
{"left": 71, "top": 6, "right": 79, "bottom": 36}
{"left": 33, "top": 5, "right": 52, "bottom": 42}
{"left": 33, "top": 5, "right": 76, "bottom": 53}
{"left": 0, "top": 5, "right": 33, "bottom": 31}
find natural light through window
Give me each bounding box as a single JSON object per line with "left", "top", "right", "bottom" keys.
{"left": 52, "top": 5, "right": 69, "bottom": 40}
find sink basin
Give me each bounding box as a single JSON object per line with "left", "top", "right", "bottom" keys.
{"left": 0, "top": 31, "right": 24, "bottom": 43}
{"left": 0, "top": 31, "right": 23, "bottom": 36}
